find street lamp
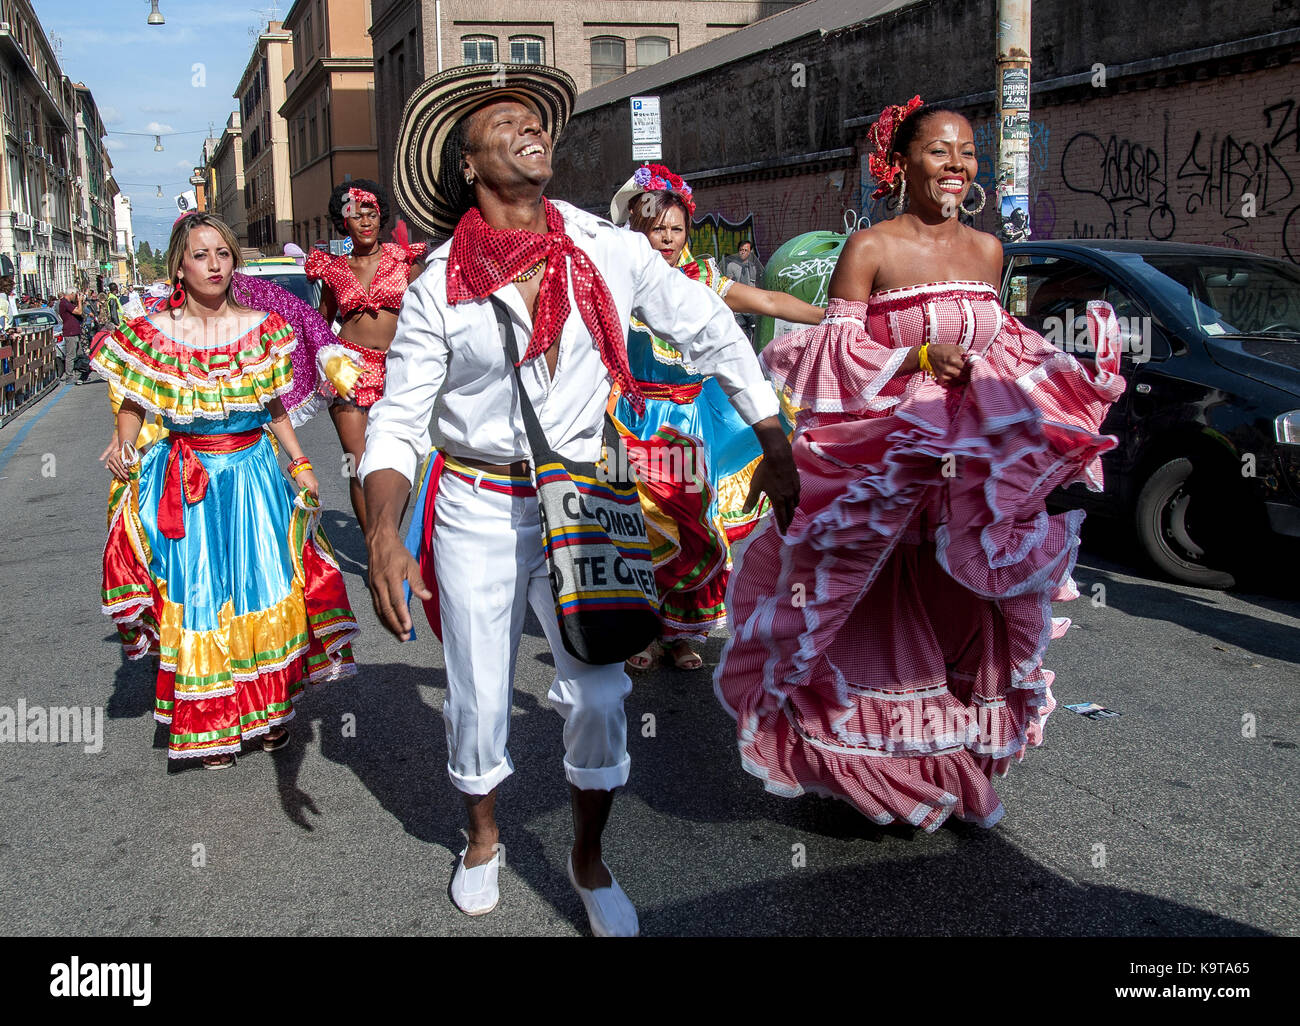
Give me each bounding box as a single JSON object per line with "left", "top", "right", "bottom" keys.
{"left": 147, "top": 1, "right": 164, "bottom": 26}
{"left": 155, "top": 186, "right": 163, "bottom": 197}
{"left": 153, "top": 135, "right": 163, "bottom": 151}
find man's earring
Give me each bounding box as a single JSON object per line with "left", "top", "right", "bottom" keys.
{"left": 465, "top": 172, "right": 475, "bottom": 185}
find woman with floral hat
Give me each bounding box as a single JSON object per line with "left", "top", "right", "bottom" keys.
{"left": 609, "top": 164, "right": 822, "bottom": 671}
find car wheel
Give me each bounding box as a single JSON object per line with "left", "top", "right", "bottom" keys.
{"left": 1134, "top": 457, "right": 1237, "bottom": 589}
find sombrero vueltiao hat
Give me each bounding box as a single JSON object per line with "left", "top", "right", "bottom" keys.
{"left": 393, "top": 64, "right": 577, "bottom": 238}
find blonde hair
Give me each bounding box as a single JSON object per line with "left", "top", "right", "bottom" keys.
{"left": 166, "top": 213, "right": 245, "bottom": 307}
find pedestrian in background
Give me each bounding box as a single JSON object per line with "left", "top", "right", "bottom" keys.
{"left": 57, "top": 288, "right": 85, "bottom": 382}
{"left": 724, "top": 239, "right": 764, "bottom": 341}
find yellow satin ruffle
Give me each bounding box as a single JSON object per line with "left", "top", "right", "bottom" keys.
{"left": 157, "top": 582, "right": 310, "bottom": 698}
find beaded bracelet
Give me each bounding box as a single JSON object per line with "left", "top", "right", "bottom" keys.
{"left": 288, "top": 457, "right": 313, "bottom": 478}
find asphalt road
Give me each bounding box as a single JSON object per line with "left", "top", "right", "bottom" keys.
{"left": 1, "top": 379, "right": 1296, "bottom": 937}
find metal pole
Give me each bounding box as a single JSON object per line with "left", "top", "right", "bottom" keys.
{"left": 435, "top": 1, "right": 444, "bottom": 73}
{"left": 995, "top": 0, "right": 1032, "bottom": 241}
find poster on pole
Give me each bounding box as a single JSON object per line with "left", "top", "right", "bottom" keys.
{"left": 1001, "top": 67, "right": 1030, "bottom": 109}
{"left": 1000, "top": 193, "right": 1031, "bottom": 242}
{"left": 630, "top": 96, "right": 662, "bottom": 161}
{"left": 175, "top": 190, "right": 198, "bottom": 213}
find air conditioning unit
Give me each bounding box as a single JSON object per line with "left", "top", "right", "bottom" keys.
{"left": 14, "top": 211, "right": 31, "bottom": 228}
{"left": 34, "top": 146, "right": 44, "bottom": 160}
{"left": 23, "top": 130, "right": 32, "bottom": 145}
{"left": 40, "top": 221, "right": 52, "bottom": 236}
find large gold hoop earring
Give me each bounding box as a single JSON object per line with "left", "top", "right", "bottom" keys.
{"left": 890, "top": 173, "right": 909, "bottom": 214}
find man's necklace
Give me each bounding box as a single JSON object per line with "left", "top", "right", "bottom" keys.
{"left": 512, "top": 260, "right": 545, "bottom": 284}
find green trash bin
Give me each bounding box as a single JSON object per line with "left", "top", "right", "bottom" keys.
{"left": 753, "top": 230, "right": 848, "bottom": 353}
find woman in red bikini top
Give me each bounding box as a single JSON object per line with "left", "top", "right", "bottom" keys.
{"left": 306, "top": 178, "right": 426, "bottom": 532}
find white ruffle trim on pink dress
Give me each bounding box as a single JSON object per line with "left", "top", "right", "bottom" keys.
{"left": 716, "top": 283, "right": 1125, "bottom": 831}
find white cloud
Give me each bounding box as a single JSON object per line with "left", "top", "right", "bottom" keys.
{"left": 104, "top": 139, "right": 127, "bottom": 151}
{"left": 144, "top": 122, "right": 175, "bottom": 135}
{"left": 100, "top": 106, "right": 124, "bottom": 125}
{"left": 176, "top": 159, "right": 194, "bottom": 169}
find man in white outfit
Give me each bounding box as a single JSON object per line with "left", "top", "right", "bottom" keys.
{"left": 360, "top": 64, "right": 798, "bottom": 936}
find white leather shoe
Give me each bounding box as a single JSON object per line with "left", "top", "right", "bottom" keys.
{"left": 450, "top": 847, "right": 500, "bottom": 916}
{"left": 568, "top": 854, "right": 639, "bottom": 937}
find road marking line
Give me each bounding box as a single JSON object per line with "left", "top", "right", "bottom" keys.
{"left": 0, "top": 383, "right": 72, "bottom": 476}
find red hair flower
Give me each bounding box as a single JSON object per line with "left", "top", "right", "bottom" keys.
{"left": 867, "top": 95, "right": 924, "bottom": 200}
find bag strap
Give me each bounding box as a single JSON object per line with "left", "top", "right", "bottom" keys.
{"left": 489, "top": 293, "right": 630, "bottom": 481}
{"left": 489, "top": 294, "right": 556, "bottom": 464}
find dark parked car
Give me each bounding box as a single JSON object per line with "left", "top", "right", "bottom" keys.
{"left": 1001, "top": 240, "right": 1300, "bottom": 589}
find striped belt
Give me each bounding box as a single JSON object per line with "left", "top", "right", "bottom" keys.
{"left": 441, "top": 454, "right": 535, "bottom": 495}
{"left": 157, "top": 429, "right": 263, "bottom": 539}
{"left": 634, "top": 380, "right": 703, "bottom": 404}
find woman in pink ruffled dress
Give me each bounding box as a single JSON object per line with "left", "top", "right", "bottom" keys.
{"left": 714, "top": 99, "right": 1126, "bottom": 830}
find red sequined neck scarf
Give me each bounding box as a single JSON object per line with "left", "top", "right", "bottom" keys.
{"left": 446, "top": 198, "right": 644, "bottom": 413}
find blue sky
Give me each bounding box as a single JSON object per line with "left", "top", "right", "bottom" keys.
{"left": 34, "top": 0, "right": 287, "bottom": 250}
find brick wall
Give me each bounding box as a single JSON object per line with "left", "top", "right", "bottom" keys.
{"left": 689, "top": 62, "right": 1300, "bottom": 266}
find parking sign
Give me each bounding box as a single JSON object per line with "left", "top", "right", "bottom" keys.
{"left": 631, "top": 96, "right": 661, "bottom": 161}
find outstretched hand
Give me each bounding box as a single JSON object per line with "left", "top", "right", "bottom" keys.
{"left": 366, "top": 529, "right": 430, "bottom": 640}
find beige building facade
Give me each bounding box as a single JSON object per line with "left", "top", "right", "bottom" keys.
{"left": 368, "top": 1, "right": 800, "bottom": 232}
{"left": 237, "top": 22, "right": 295, "bottom": 255}
{"left": 0, "top": 0, "right": 82, "bottom": 296}
{"left": 211, "top": 112, "right": 248, "bottom": 247}
{"left": 282, "top": 0, "right": 380, "bottom": 249}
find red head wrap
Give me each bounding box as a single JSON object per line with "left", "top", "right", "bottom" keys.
{"left": 867, "top": 95, "right": 925, "bottom": 200}
{"left": 344, "top": 187, "right": 379, "bottom": 218}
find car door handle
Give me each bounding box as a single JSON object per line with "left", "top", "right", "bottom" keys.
{"left": 1135, "top": 383, "right": 1151, "bottom": 394}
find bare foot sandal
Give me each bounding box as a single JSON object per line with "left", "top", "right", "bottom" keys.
{"left": 666, "top": 640, "right": 703, "bottom": 671}
{"left": 625, "top": 640, "right": 662, "bottom": 672}
{"left": 262, "top": 727, "right": 290, "bottom": 752}
{"left": 202, "top": 753, "right": 235, "bottom": 770}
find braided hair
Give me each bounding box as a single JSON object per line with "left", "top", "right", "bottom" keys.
{"left": 438, "top": 114, "right": 478, "bottom": 224}
{"left": 328, "top": 178, "right": 392, "bottom": 235}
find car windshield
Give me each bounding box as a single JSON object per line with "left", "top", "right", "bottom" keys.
{"left": 246, "top": 271, "right": 318, "bottom": 307}
{"left": 1121, "top": 254, "right": 1300, "bottom": 339}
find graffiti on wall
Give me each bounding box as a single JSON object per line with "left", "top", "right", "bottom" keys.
{"left": 1059, "top": 98, "right": 1300, "bottom": 262}
{"left": 690, "top": 211, "right": 757, "bottom": 263}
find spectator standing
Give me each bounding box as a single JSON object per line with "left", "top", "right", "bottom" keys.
{"left": 57, "top": 289, "right": 88, "bottom": 383}
{"left": 723, "top": 240, "right": 764, "bottom": 341}
{"left": 106, "top": 283, "right": 123, "bottom": 327}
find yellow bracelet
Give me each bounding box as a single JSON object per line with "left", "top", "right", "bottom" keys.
{"left": 289, "top": 460, "right": 313, "bottom": 478}
{"left": 917, "top": 343, "right": 933, "bottom": 377}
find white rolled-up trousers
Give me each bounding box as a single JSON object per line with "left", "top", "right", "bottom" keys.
{"left": 432, "top": 467, "right": 632, "bottom": 795}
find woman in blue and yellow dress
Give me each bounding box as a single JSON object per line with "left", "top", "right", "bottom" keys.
{"left": 609, "top": 165, "right": 823, "bottom": 671}
{"left": 95, "top": 212, "right": 359, "bottom": 769}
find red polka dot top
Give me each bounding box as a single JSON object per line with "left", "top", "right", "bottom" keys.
{"left": 304, "top": 242, "right": 428, "bottom": 317}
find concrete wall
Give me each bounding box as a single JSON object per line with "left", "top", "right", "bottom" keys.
{"left": 552, "top": 0, "right": 1300, "bottom": 264}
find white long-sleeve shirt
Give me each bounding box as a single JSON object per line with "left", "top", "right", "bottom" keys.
{"left": 359, "top": 200, "right": 779, "bottom": 484}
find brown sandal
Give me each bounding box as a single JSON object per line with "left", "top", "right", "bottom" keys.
{"left": 625, "top": 640, "right": 662, "bottom": 672}
{"left": 262, "top": 727, "right": 290, "bottom": 752}
{"left": 202, "top": 753, "right": 235, "bottom": 770}
{"left": 666, "top": 640, "right": 703, "bottom": 671}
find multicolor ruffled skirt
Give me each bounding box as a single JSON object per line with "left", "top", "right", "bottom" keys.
{"left": 613, "top": 376, "right": 765, "bottom": 640}
{"left": 102, "top": 431, "right": 359, "bottom": 759}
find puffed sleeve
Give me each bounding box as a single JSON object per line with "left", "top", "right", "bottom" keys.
{"left": 761, "top": 299, "right": 911, "bottom": 416}
{"left": 304, "top": 248, "right": 330, "bottom": 282}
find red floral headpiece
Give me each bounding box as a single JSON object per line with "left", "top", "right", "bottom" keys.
{"left": 632, "top": 162, "right": 696, "bottom": 216}
{"left": 867, "top": 95, "right": 924, "bottom": 200}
